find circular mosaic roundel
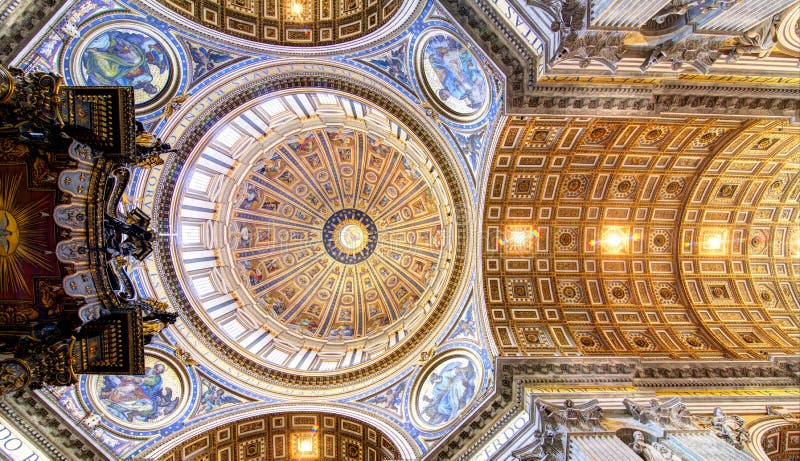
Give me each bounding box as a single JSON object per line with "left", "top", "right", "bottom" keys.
{"left": 322, "top": 209, "right": 378, "bottom": 264}
{"left": 72, "top": 23, "right": 178, "bottom": 112}
{"left": 86, "top": 353, "right": 189, "bottom": 431}
{"left": 412, "top": 350, "right": 481, "bottom": 430}
{"left": 418, "top": 30, "right": 490, "bottom": 120}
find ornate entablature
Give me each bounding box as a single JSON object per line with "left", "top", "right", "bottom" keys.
{"left": 449, "top": 0, "right": 800, "bottom": 114}
{"left": 426, "top": 356, "right": 800, "bottom": 461}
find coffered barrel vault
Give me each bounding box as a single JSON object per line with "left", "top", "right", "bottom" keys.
{"left": 158, "top": 412, "right": 401, "bottom": 461}
{"left": 483, "top": 116, "right": 800, "bottom": 359}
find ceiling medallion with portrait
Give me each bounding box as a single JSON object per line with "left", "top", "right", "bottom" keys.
{"left": 167, "top": 90, "right": 463, "bottom": 384}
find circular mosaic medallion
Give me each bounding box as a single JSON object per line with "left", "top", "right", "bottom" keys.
{"left": 72, "top": 23, "right": 178, "bottom": 113}
{"left": 417, "top": 30, "right": 490, "bottom": 121}
{"left": 86, "top": 353, "right": 189, "bottom": 430}
{"left": 322, "top": 209, "right": 378, "bottom": 264}
{"left": 411, "top": 350, "right": 481, "bottom": 430}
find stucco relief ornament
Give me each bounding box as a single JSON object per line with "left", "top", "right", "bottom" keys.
{"left": 640, "top": 36, "right": 725, "bottom": 73}
{"left": 651, "top": 0, "right": 741, "bottom": 24}
{"left": 709, "top": 407, "right": 750, "bottom": 449}
{"left": 513, "top": 398, "right": 602, "bottom": 459}
{"left": 553, "top": 31, "right": 628, "bottom": 72}
{"left": 624, "top": 397, "right": 693, "bottom": 429}
{"left": 537, "top": 398, "right": 603, "bottom": 431}
{"left": 545, "top": 0, "right": 588, "bottom": 62}
{"left": 724, "top": 14, "right": 782, "bottom": 62}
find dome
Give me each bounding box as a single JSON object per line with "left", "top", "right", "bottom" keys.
{"left": 148, "top": 0, "right": 408, "bottom": 47}
{"left": 169, "top": 90, "right": 460, "bottom": 377}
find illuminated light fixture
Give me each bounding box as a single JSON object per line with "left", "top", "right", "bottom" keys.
{"left": 290, "top": 1, "right": 303, "bottom": 16}
{"left": 510, "top": 230, "right": 528, "bottom": 246}
{"left": 601, "top": 227, "right": 628, "bottom": 254}
{"left": 504, "top": 226, "right": 535, "bottom": 251}
{"left": 298, "top": 435, "right": 313, "bottom": 454}
{"left": 286, "top": 0, "right": 311, "bottom": 22}
{"left": 790, "top": 234, "right": 800, "bottom": 257}
{"left": 701, "top": 230, "right": 727, "bottom": 254}
{"left": 292, "top": 432, "right": 317, "bottom": 459}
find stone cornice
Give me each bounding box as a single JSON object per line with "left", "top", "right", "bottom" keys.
{"left": 0, "top": 0, "right": 65, "bottom": 64}
{"left": 0, "top": 390, "right": 105, "bottom": 461}
{"left": 425, "top": 356, "right": 800, "bottom": 460}
{"left": 439, "top": 0, "right": 539, "bottom": 111}
{"left": 512, "top": 80, "right": 800, "bottom": 119}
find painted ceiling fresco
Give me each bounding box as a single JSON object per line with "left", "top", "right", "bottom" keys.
{"left": 169, "top": 89, "right": 462, "bottom": 374}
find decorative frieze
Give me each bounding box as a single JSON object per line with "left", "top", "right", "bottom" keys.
{"left": 426, "top": 356, "right": 799, "bottom": 460}
{"left": 510, "top": 80, "right": 800, "bottom": 118}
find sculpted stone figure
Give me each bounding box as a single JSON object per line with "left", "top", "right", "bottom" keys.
{"left": 631, "top": 431, "right": 669, "bottom": 461}
{"left": 710, "top": 407, "right": 750, "bottom": 448}
{"left": 653, "top": 442, "right": 683, "bottom": 461}
{"left": 651, "top": 0, "right": 740, "bottom": 24}
{"left": 725, "top": 14, "right": 781, "bottom": 61}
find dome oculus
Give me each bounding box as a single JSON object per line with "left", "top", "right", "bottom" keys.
{"left": 322, "top": 209, "right": 378, "bottom": 264}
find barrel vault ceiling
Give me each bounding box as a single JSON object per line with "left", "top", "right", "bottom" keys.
{"left": 483, "top": 116, "right": 799, "bottom": 360}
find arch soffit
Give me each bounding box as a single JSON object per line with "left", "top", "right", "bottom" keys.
{"left": 141, "top": 403, "right": 421, "bottom": 460}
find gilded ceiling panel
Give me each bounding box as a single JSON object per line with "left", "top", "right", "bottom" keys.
{"left": 158, "top": 412, "right": 400, "bottom": 461}
{"left": 482, "top": 116, "right": 798, "bottom": 359}
{"left": 156, "top": 0, "right": 401, "bottom": 46}
{"left": 678, "top": 120, "right": 800, "bottom": 358}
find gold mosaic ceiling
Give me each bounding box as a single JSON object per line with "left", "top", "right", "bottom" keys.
{"left": 483, "top": 117, "right": 800, "bottom": 360}
{"left": 157, "top": 0, "right": 402, "bottom": 46}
